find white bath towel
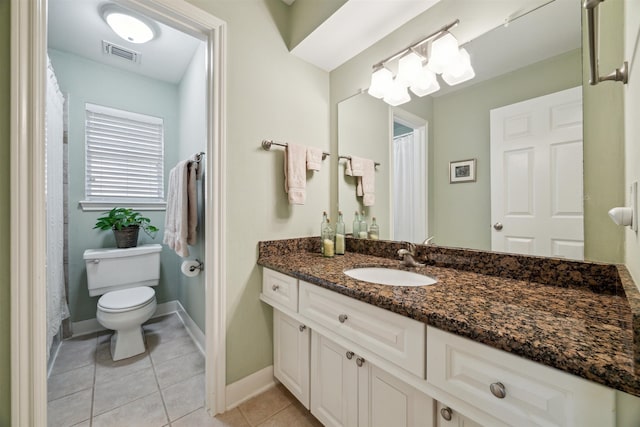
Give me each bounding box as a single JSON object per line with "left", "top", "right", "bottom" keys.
{"left": 361, "top": 159, "right": 376, "bottom": 206}
{"left": 306, "top": 147, "right": 323, "bottom": 171}
{"left": 164, "top": 158, "right": 198, "bottom": 257}
{"left": 284, "top": 143, "right": 307, "bottom": 205}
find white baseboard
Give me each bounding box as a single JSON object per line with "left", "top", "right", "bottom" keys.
{"left": 175, "top": 301, "right": 205, "bottom": 353}
{"left": 225, "top": 365, "right": 276, "bottom": 411}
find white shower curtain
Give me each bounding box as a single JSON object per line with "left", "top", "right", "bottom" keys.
{"left": 46, "top": 57, "right": 70, "bottom": 356}
{"left": 393, "top": 128, "right": 427, "bottom": 243}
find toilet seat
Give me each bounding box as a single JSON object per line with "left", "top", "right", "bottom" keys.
{"left": 98, "top": 286, "right": 155, "bottom": 313}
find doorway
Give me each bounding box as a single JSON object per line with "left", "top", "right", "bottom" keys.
{"left": 10, "top": 0, "right": 227, "bottom": 424}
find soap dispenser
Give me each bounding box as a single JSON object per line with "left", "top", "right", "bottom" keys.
{"left": 369, "top": 217, "right": 379, "bottom": 240}
{"left": 359, "top": 211, "right": 368, "bottom": 239}
{"left": 352, "top": 211, "right": 361, "bottom": 238}
{"left": 336, "top": 211, "right": 345, "bottom": 255}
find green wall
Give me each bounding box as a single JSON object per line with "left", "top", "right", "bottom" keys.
{"left": 0, "top": 0, "right": 11, "bottom": 423}
{"left": 432, "top": 49, "right": 582, "bottom": 250}
{"left": 48, "top": 49, "right": 182, "bottom": 322}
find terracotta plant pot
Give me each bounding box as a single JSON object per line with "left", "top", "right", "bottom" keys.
{"left": 113, "top": 225, "right": 140, "bottom": 248}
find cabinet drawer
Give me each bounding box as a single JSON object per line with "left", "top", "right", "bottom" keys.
{"left": 262, "top": 268, "right": 298, "bottom": 312}
{"left": 426, "top": 326, "right": 614, "bottom": 427}
{"left": 300, "top": 280, "right": 425, "bottom": 377}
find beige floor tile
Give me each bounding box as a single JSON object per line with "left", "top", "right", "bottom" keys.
{"left": 154, "top": 351, "right": 204, "bottom": 389}
{"left": 148, "top": 333, "right": 199, "bottom": 365}
{"left": 47, "top": 388, "right": 92, "bottom": 427}
{"left": 143, "top": 314, "right": 186, "bottom": 336}
{"left": 47, "top": 364, "right": 94, "bottom": 402}
{"left": 94, "top": 347, "right": 151, "bottom": 383}
{"left": 50, "top": 334, "right": 97, "bottom": 375}
{"left": 172, "top": 407, "right": 250, "bottom": 427}
{"left": 257, "top": 401, "right": 323, "bottom": 427}
{"left": 238, "top": 385, "right": 295, "bottom": 426}
{"left": 70, "top": 421, "right": 91, "bottom": 427}
{"left": 92, "top": 391, "right": 168, "bottom": 427}
{"left": 161, "top": 373, "right": 205, "bottom": 421}
{"left": 93, "top": 366, "right": 159, "bottom": 415}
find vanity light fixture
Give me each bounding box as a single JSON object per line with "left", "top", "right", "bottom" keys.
{"left": 102, "top": 5, "right": 156, "bottom": 44}
{"left": 367, "top": 19, "right": 475, "bottom": 106}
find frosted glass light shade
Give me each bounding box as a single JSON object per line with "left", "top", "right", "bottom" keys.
{"left": 397, "top": 51, "right": 424, "bottom": 86}
{"left": 410, "top": 67, "right": 440, "bottom": 97}
{"left": 427, "top": 32, "right": 459, "bottom": 74}
{"left": 442, "top": 48, "right": 475, "bottom": 86}
{"left": 368, "top": 67, "right": 393, "bottom": 99}
{"left": 383, "top": 78, "right": 411, "bottom": 106}
{"left": 105, "top": 12, "right": 155, "bottom": 44}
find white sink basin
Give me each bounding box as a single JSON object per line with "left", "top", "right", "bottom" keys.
{"left": 343, "top": 267, "right": 437, "bottom": 287}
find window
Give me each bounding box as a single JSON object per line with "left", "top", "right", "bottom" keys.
{"left": 81, "top": 103, "right": 165, "bottom": 211}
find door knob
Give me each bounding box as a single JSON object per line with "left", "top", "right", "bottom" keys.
{"left": 493, "top": 222, "right": 503, "bottom": 231}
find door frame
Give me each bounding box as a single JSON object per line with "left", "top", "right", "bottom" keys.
{"left": 10, "top": 1, "right": 227, "bottom": 424}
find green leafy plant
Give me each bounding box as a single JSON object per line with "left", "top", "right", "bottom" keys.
{"left": 93, "top": 207, "right": 159, "bottom": 239}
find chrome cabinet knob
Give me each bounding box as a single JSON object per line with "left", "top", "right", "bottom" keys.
{"left": 299, "top": 325, "right": 306, "bottom": 332}
{"left": 493, "top": 222, "right": 503, "bottom": 231}
{"left": 490, "top": 382, "right": 506, "bottom": 399}
{"left": 440, "top": 406, "right": 452, "bottom": 421}
{"left": 272, "top": 284, "right": 279, "bottom": 291}
{"left": 346, "top": 351, "right": 354, "bottom": 360}
{"left": 356, "top": 357, "right": 365, "bottom": 367}
{"left": 338, "top": 314, "right": 348, "bottom": 323}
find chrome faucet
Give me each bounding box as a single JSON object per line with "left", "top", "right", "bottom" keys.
{"left": 397, "top": 242, "right": 425, "bottom": 267}
{"left": 423, "top": 236, "right": 435, "bottom": 245}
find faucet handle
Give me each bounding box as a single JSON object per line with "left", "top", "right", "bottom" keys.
{"left": 406, "top": 242, "right": 416, "bottom": 254}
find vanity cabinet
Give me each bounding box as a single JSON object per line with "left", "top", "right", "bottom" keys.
{"left": 311, "top": 331, "right": 434, "bottom": 427}
{"left": 426, "top": 326, "right": 615, "bottom": 427}
{"left": 273, "top": 310, "right": 310, "bottom": 408}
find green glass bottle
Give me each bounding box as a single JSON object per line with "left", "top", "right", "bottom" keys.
{"left": 352, "top": 211, "right": 361, "bottom": 238}
{"left": 335, "top": 211, "right": 346, "bottom": 255}
{"left": 359, "top": 211, "right": 368, "bottom": 239}
{"left": 369, "top": 217, "right": 379, "bottom": 240}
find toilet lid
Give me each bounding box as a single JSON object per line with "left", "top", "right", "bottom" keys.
{"left": 98, "top": 286, "right": 155, "bottom": 312}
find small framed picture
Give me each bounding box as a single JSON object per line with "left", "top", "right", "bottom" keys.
{"left": 449, "top": 159, "right": 477, "bottom": 183}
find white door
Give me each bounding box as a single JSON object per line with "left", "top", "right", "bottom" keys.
{"left": 273, "top": 310, "right": 310, "bottom": 408}
{"left": 366, "top": 364, "right": 435, "bottom": 427}
{"left": 490, "top": 86, "right": 583, "bottom": 260}
{"left": 311, "top": 332, "right": 359, "bottom": 427}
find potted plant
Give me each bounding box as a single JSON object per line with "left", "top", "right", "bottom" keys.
{"left": 94, "top": 207, "right": 159, "bottom": 248}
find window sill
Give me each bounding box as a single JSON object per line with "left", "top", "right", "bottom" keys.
{"left": 79, "top": 200, "right": 167, "bottom": 212}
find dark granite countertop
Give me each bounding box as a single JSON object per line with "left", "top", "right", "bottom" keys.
{"left": 257, "top": 237, "right": 640, "bottom": 397}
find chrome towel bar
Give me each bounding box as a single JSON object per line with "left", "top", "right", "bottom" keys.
{"left": 339, "top": 155, "right": 380, "bottom": 167}
{"left": 261, "top": 139, "right": 329, "bottom": 160}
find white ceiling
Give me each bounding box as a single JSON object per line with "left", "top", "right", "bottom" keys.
{"left": 48, "top": 0, "right": 202, "bottom": 84}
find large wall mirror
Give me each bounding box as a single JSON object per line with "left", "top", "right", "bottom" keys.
{"left": 337, "top": 0, "right": 605, "bottom": 261}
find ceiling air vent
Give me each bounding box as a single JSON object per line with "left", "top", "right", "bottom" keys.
{"left": 102, "top": 41, "right": 141, "bottom": 63}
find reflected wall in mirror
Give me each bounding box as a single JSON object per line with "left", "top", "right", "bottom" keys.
{"left": 338, "top": 0, "right": 593, "bottom": 260}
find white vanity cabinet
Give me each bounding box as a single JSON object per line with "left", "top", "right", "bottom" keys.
{"left": 426, "top": 326, "right": 615, "bottom": 427}
{"left": 273, "top": 310, "right": 310, "bottom": 408}
{"left": 311, "top": 331, "right": 435, "bottom": 427}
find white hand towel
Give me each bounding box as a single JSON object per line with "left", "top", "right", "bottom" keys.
{"left": 163, "top": 158, "right": 198, "bottom": 257}
{"left": 284, "top": 143, "right": 307, "bottom": 205}
{"left": 361, "top": 159, "right": 376, "bottom": 206}
{"left": 306, "top": 147, "right": 323, "bottom": 171}
{"left": 349, "top": 156, "right": 366, "bottom": 197}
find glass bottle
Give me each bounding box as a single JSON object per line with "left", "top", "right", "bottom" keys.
{"left": 322, "top": 218, "right": 335, "bottom": 257}
{"left": 369, "top": 217, "right": 379, "bottom": 240}
{"left": 352, "top": 211, "right": 361, "bottom": 238}
{"left": 320, "top": 211, "right": 328, "bottom": 254}
{"left": 335, "top": 211, "right": 346, "bottom": 255}
{"left": 359, "top": 211, "right": 368, "bottom": 239}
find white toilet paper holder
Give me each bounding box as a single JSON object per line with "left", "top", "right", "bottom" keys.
{"left": 190, "top": 259, "right": 204, "bottom": 272}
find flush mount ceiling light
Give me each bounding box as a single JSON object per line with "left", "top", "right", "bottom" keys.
{"left": 367, "top": 19, "right": 475, "bottom": 106}
{"left": 102, "top": 5, "right": 156, "bottom": 44}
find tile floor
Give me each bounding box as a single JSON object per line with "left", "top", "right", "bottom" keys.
{"left": 48, "top": 313, "right": 322, "bottom": 427}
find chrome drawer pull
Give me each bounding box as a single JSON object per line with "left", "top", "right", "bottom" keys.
{"left": 440, "top": 407, "right": 452, "bottom": 421}
{"left": 490, "top": 382, "right": 506, "bottom": 399}
{"left": 346, "top": 351, "right": 354, "bottom": 360}
{"left": 338, "top": 314, "right": 348, "bottom": 323}
{"left": 356, "top": 357, "right": 365, "bottom": 367}
{"left": 272, "top": 284, "right": 279, "bottom": 291}
{"left": 299, "top": 325, "right": 306, "bottom": 332}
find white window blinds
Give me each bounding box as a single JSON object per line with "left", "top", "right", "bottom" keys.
{"left": 85, "top": 103, "right": 164, "bottom": 203}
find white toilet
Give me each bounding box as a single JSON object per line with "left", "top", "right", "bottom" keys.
{"left": 84, "top": 244, "right": 162, "bottom": 361}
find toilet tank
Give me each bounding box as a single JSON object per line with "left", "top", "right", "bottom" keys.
{"left": 84, "top": 244, "right": 162, "bottom": 297}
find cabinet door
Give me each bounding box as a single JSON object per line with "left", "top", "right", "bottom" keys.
{"left": 273, "top": 310, "right": 310, "bottom": 408}
{"left": 311, "top": 332, "right": 359, "bottom": 427}
{"left": 365, "top": 364, "right": 435, "bottom": 427}
{"left": 435, "top": 402, "right": 484, "bottom": 427}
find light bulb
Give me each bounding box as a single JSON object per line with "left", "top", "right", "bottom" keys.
{"left": 427, "top": 32, "right": 459, "bottom": 74}
{"left": 368, "top": 67, "right": 393, "bottom": 99}
{"left": 410, "top": 66, "right": 440, "bottom": 97}
{"left": 442, "top": 48, "right": 475, "bottom": 86}
{"left": 396, "top": 51, "right": 424, "bottom": 86}
{"left": 383, "top": 78, "right": 411, "bottom": 106}
{"left": 105, "top": 12, "right": 155, "bottom": 44}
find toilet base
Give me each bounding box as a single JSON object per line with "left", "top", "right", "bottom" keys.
{"left": 110, "top": 327, "right": 146, "bottom": 361}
